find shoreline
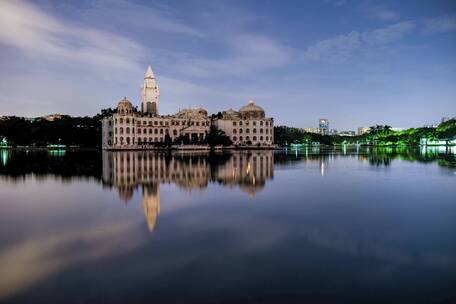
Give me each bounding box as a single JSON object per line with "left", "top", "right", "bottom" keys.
{"left": 1, "top": 143, "right": 455, "bottom": 152}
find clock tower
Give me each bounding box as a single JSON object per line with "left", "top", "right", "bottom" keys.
{"left": 141, "top": 65, "right": 160, "bottom": 115}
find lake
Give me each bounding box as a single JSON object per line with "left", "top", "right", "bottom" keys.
{"left": 0, "top": 147, "right": 455, "bottom": 303}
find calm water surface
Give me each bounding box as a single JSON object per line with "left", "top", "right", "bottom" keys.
{"left": 0, "top": 147, "right": 455, "bottom": 303}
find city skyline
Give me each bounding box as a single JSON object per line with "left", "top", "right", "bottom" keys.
{"left": 1, "top": 0, "right": 456, "bottom": 130}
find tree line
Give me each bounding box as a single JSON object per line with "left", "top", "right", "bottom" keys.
{"left": 1, "top": 109, "right": 454, "bottom": 148}
{"left": 273, "top": 119, "right": 456, "bottom": 146}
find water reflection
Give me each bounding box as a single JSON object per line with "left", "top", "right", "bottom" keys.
{"left": 1, "top": 146, "right": 454, "bottom": 183}
{"left": 0, "top": 147, "right": 455, "bottom": 303}
{"left": 1, "top": 147, "right": 454, "bottom": 234}
{"left": 276, "top": 145, "right": 456, "bottom": 169}
{"left": 101, "top": 151, "right": 274, "bottom": 231}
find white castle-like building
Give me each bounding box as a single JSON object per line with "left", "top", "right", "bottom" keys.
{"left": 102, "top": 65, "right": 274, "bottom": 149}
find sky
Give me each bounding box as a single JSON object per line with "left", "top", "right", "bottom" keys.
{"left": 0, "top": 0, "right": 455, "bottom": 130}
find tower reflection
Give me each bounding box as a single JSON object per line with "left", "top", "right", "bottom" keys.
{"left": 102, "top": 151, "right": 274, "bottom": 231}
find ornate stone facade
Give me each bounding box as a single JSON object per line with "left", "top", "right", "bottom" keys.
{"left": 214, "top": 101, "right": 274, "bottom": 147}
{"left": 101, "top": 66, "right": 274, "bottom": 149}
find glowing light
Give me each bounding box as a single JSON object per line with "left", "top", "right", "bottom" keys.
{"left": 0, "top": 150, "right": 10, "bottom": 166}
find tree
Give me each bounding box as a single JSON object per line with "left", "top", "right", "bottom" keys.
{"left": 204, "top": 125, "right": 232, "bottom": 147}
{"left": 164, "top": 134, "right": 172, "bottom": 147}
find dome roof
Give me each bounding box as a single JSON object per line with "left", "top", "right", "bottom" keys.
{"left": 239, "top": 100, "right": 264, "bottom": 113}
{"left": 117, "top": 97, "right": 133, "bottom": 108}
{"left": 117, "top": 97, "right": 133, "bottom": 115}
{"left": 239, "top": 100, "right": 265, "bottom": 119}
{"left": 175, "top": 107, "right": 208, "bottom": 119}
{"left": 222, "top": 108, "right": 240, "bottom": 119}
{"left": 224, "top": 108, "right": 238, "bottom": 115}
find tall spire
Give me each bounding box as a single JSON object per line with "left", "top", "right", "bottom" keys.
{"left": 141, "top": 65, "right": 160, "bottom": 114}
{"left": 145, "top": 65, "right": 154, "bottom": 79}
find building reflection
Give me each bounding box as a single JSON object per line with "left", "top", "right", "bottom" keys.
{"left": 102, "top": 151, "right": 274, "bottom": 231}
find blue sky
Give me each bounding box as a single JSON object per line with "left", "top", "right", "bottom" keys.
{"left": 0, "top": 0, "right": 455, "bottom": 129}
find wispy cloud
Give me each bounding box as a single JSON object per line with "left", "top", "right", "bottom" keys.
{"left": 361, "top": 4, "right": 400, "bottom": 21}
{"left": 172, "top": 34, "right": 291, "bottom": 77}
{"left": 0, "top": 1, "right": 145, "bottom": 71}
{"left": 362, "top": 21, "right": 415, "bottom": 44}
{"left": 423, "top": 15, "right": 456, "bottom": 34}
{"left": 302, "top": 21, "right": 416, "bottom": 63}
{"left": 77, "top": 0, "right": 204, "bottom": 37}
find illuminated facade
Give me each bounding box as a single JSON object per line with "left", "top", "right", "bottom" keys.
{"left": 213, "top": 102, "right": 274, "bottom": 147}
{"left": 357, "top": 127, "right": 370, "bottom": 135}
{"left": 102, "top": 66, "right": 274, "bottom": 149}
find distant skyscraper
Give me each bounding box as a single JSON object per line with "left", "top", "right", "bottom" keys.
{"left": 319, "top": 119, "right": 329, "bottom": 135}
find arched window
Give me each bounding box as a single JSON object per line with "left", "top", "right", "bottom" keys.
{"left": 126, "top": 127, "right": 130, "bottom": 134}
{"left": 240, "top": 136, "right": 243, "bottom": 141}
{"left": 119, "top": 118, "right": 123, "bottom": 123}
{"left": 126, "top": 118, "right": 130, "bottom": 124}
{"left": 239, "top": 129, "right": 243, "bottom": 134}
{"left": 138, "top": 128, "right": 141, "bottom": 134}
{"left": 253, "top": 136, "right": 257, "bottom": 141}
{"left": 120, "top": 127, "right": 124, "bottom": 134}
{"left": 154, "top": 129, "right": 158, "bottom": 134}
{"left": 253, "top": 121, "right": 256, "bottom": 126}
{"left": 246, "top": 129, "right": 250, "bottom": 133}
{"left": 173, "top": 129, "right": 178, "bottom": 136}
{"left": 126, "top": 137, "right": 130, "bottom": 144}
{"left": 233, "top": 129, "right": 237, "bottom": 134}
{"left": 160, "top": 129, "right": 163, "bottom": 134}
{"left": 266, "top": 136, "right": 268, "bottom": 141}
{"left": 149, "top": 129, "right": 152, "bottom": 134}
{"left": 246, "top": 136, "right": 250, "bottom": 141}
{"left": 120, "top": 136, "right": 124, "bottom": 143}
{"left": 253, "top": 128, "right": 257, "bottom": 133}
{"left": 233, "top": 121, "right": 236, "bottom": 126}
{"left": 260, "top": 121, "right": 263, "bottom": 126}
{"left": 233, "top": 136, "right": 237, "bottom": 141}
{"left": 239, "top": 121, "right": 243, "bottom": 126}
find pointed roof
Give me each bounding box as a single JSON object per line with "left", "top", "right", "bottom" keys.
{"left": 145, "top": 65, "right": 154, "bottom": 79}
